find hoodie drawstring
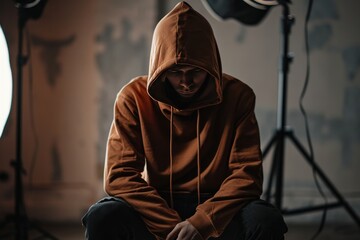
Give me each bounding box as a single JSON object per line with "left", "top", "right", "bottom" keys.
{"left": 169, "top": 108, "right": 201, "bottom": 209}
{"left": 196, "top": 109, "right": 201, "bottom": 206}
{"left": 169, "top": 107, "right": 174, "bottom": 209}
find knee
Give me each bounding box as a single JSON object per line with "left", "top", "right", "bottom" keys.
{"left": 238, "top": 200, "right": 288, "bottom": 239}
{"left": 82, "top": 197, "right": 131, "bottom": 230}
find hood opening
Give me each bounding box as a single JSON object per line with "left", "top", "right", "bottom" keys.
{"left": 147, "top": 1, "right": 223, "bottom": 112}
{"left": 150, "top": 71, "right": 220, "bottom": 111}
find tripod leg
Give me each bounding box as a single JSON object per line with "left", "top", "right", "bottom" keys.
{"left": 288, "top": 132, "right": 360, "bottom": 227}
{"left": 274, "top": 132, "right": 286, "bottom": 210}
{"left": 264, "top": 140, "right": 279, "bottom": 202}
{"left": 262, "top": 132, "right": 278, "bottom": 158}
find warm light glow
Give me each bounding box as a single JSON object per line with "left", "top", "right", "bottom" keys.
{"left": 0, "top": 26, "right": 12, "bottom": 138}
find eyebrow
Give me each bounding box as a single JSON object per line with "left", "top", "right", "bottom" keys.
{"left": 168, "top": 67, "right": 200, "bottom": 71}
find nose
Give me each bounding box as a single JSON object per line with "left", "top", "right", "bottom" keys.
{"left": 179, "top": 73, "right": 193, "bottom": 90}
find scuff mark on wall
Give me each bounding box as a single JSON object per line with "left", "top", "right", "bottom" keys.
{"left": 235, "top": 26, "right": 246, "bottom": 43}
{"left": 51, "top": 141, "right": 62, "bottom": 182}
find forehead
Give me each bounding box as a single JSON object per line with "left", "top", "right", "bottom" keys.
{"left": 168, "top": 65, "right": 199, "bottom": 71}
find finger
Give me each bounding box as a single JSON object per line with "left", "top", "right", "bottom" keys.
{"left": 166, "top": 224, "right": 181, "bottom": 240}
{"left": 178, "top": 221, "right": 200, "bottom": 240}
{"left": 177, "top": 228, "right": 189, "bottom": 240}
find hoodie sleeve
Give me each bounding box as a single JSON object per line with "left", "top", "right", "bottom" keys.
{"left": 104, "top": 92, "right": 182, "bottom": 239}
{"left": 187, "top": 89, "right": 263, "bottom": 239}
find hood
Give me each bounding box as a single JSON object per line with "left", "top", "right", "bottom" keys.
{"left": 147, "top": 1, "right": 222, "bottom": 111}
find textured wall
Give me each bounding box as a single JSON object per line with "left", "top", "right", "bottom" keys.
{"left": 0, "top": 0, "right": 156, "bottom": 222}
{"left": 0, "top": 0, "right": 359, "bottom": 224}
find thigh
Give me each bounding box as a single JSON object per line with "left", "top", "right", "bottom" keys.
{"left": 82, "top": 197, "right": 155, "bottom": 240}
{"left": 213, "top": 199, "right": 287, "bottom": 240}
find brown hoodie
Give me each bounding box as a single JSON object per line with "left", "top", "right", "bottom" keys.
{"left": 104, "top": 2, "right": 263, "bottom": 239}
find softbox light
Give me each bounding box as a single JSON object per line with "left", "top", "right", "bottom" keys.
{"left": 0, "top": 26, "right": 12, "bottom": 138}
{"left": 202, "top": 0, "right": 279, "bottom": 25}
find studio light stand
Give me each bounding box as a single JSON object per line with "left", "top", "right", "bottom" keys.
{"left": 263, "top": 0, "right": 360, "bottom": 227}
{"left": 0, "top": 0, "right": 57, "bottom": 239}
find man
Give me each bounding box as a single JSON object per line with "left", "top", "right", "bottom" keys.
{"left": 82, "top": 2, "right": 287, "bottom": 240}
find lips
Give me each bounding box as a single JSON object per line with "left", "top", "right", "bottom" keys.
{"left": 177, "top": 90, "right": 196, "bottom": 97}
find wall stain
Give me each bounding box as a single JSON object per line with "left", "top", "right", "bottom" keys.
{"left": 293, "top": 0, "right": 360, "bottom": 166}
{"left": 32, "top": 34, "right": 76, "bottom": 87}
{"left": 257, "top": 98, "right": 360, "bottom": 166}
{"left": 95, "top": 18, "right": 147, "bottom": 175}
{"left": 310, "top": 0, "right": 339, "bottom": 21}
{"left": 308, "top": 23, "right": 332, "bottom": 52}
{"left": 308, "top": 0, "right": 338, "bottom": 53}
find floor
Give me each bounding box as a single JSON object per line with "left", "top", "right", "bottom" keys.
{"left": 1, "top": 222, "right": 359, "bottom": 239}
{"left": 285, "top": 224, "right": 360, "bottom": 240}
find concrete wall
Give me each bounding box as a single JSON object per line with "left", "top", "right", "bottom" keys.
{"left": 0, "top": 0, "right": 359, "bottom": 225}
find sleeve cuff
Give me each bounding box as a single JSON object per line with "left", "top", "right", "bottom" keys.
{"left": 187, "top": 209, "right": 218, "bottom": 240}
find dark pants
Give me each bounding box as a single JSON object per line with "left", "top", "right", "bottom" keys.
{"left": 82, "top": 196, "right": 287, "bottom": 240}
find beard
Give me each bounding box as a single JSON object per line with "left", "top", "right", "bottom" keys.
{"left": 164, "top": 77, "right": 209, "bottom": 109}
